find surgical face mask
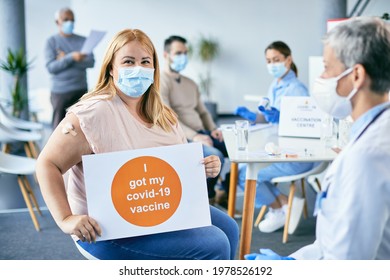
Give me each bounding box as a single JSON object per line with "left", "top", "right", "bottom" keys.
{"left": 312, "top": 68, "right": 357, "bottom": 119}
{"left": 170, "top": 54, "right": 188, "bottom": 72}
{"left": 267, "top": 62, "right": 287, "bottom": 79}
{"left": 62, "top": 20, "right": 74, "bottom": 35}
{"left": 116, "top": 66, "right": 155, "bottom": 98}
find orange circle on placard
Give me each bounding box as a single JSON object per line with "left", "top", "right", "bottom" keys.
{"left": 111, "top": 156, "right": 182, "bottom": 227}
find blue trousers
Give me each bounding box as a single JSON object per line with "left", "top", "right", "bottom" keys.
{"left": 77, "top": 206, "right": 239, "bottom": 260}
{"left": 238, "top": 162, "right": 316, "bottom": 208}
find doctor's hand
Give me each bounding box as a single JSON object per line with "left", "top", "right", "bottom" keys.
{"left": 202, "top": 155, "right": 221, "bottom": 179}
{"left": 259, "top": 107, "right": 280, "bottom": 124}
{"left": 245, "top": 249, "right": 295, "bottom": 260}
{"left": 234, "top": 106, "right": 257, "bottom": 123}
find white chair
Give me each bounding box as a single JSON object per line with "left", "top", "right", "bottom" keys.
{"left": 74, "top": 241, "right": 99, "bottom": 260}
{"left": 0, "top": 151, "right": 42, "bottom": 231}
{"left": 0, "top": 122, "right": 42, "bottom": 158}
{"left": 28, "top": 87, "right": 52, "bottom": 124}
{"left": 0, "top": 103, "right": 43, "bottom": 131}
{"left": 253, "top": 161, "right": 330, "bottom": 243}
{"left": 307, "top": 169, "right": 327, "bottom": 193}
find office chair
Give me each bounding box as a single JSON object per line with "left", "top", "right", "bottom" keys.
{"left": 0, "top": 151, "right": 42, "bottom": 231}
{"left": 74, "top": 241, "right": 99, "bottom": 260}
{"left": 228, "top": 162, "right": 329, "bottom": 243}
{"left": 253, "top": 161, "right": 330, "bottom": 243}
{"left": 0, "top": 122, "right": 42, "bottom": 158}
{"left": 0, "top": 103, "right": 43, "bottom": 131}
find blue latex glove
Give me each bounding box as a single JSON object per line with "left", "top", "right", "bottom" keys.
{"left": 234, "top": 106, "right": 257, "bottom": 122}
{"left": 245, "top": 248, "right": 295, "bottom": 260}
{"left": 259, "top": 106, "right": 280, "bottom": 124}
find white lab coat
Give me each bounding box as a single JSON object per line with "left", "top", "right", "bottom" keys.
{"left": 291, "top": 103, "right": 390, "bottom": 259}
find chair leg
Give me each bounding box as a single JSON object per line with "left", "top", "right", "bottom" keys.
{"left": 23, "top": 143, "right": 33, "bottom": 158}
{"left": 283, "top": 181, "right": 296, "bottom": 243}
{"left": 301, "top": 178, "right": 308, "bottom": 219}
{"left": 28, "top": 141, "right": 39, "bottom": 158}
{"left": 2, "top": 143, "right": 11, "bottom": 153}
{"left": 315, "top": 177, "right": 322, "bottom": 192}
{"left": 17, "top": 175, "right": 40, "bottom": 231}
{"left": 254, "top": 205, "right": 267, "bottom": 227}
{"left": 227, "top": 162, "right": 238, "bottom": 218}
{"left": 22, "top": 176, "right": 42, "bottom": 216}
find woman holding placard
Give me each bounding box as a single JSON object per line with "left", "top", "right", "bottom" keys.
{"left": 36, "top": 29, "right": 238, "bottom": 260}
{"left": 234, "top": 41, "right": 317, "bottom": 234}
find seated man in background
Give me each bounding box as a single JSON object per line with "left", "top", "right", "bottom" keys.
{"left": 160, "top": 35, "right": 229, "bottom": 208}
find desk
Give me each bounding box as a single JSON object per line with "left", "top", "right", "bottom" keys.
{"left": 221, "top": 124, "right": 337, "bottom": 259}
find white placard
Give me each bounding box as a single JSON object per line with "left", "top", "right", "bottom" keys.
{"left": 82, "top": 142, "right": 211, "bottom": 241}
{"left": 278, "top": 96, "right": 326, "bottom": 138}
{"left": 80, "top": 30, "right": 106, "bottom": 54}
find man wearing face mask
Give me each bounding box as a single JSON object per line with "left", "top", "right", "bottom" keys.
{"left": 160, "top": 35, "right": 230, "bottom": 208}
{"left": 44, "top": 7, "right": 95, "bottom": 129}
{"left": 246, "top": 16, "right": 390, "bottom": 260}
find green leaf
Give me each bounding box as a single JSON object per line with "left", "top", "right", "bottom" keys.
{"left": 0, "top": 48, "right": 34, "bottom": 116}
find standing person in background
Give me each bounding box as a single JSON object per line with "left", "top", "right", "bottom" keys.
{"left": 44, "top": 7, "right": 95, "bottom": 129}
{"left": 36, "top": 28, "right": 239, "bottom": 260}
{"left": 160, "top": 35, "right": 229, "bottom": 208}
{"left": 246, "top": 16, "right": 390, "bottom": 260}
{"left": 234, "top": 41, "right": 316, "bottom": 234}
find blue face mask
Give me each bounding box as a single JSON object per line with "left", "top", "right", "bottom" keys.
{"left": 170, "top": 54, "right": 188, "bottom": 72}
{"left": 267, "top": 62, "right": 287, "bottom": 79}
{"left": 116, "top": 66, "right": 155, "bottom": 98}
{"left": 62, "top": 20, "right": 74, "bottom": 35}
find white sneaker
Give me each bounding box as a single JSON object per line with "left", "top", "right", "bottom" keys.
{"left": 285, "top": 197, "right": 305, "bottom": 234}
{"left": 258, "top": 208, "right": 286, "bottom": 233}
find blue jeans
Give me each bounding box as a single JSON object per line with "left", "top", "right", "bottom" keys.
{"left": 238, "top": 162, "right": 317, "bottom": 208}
{"left": 77, "top": 206, "right": 239, "bottom": 260}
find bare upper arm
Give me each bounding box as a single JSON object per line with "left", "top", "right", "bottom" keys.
{"left": 38, "top": 113, "right": 92, "bottom": 174}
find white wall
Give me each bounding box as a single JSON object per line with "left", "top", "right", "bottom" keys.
{"left": 25, "top": 0, "right": 70, "bottom": 88}
{"left": 24, "top": 0, "right": 389, "bottom": 114}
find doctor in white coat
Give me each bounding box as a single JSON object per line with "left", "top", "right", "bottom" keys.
{"left": 246, "top": 16, "right": 390, "bottom": 260}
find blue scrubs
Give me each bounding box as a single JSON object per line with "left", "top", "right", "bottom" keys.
{"left": 238, "top": 70, "right": 316, "bottom": 208}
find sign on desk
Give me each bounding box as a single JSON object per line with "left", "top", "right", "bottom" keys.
{"left": 278, "top": 96, "right": 326, "bottom": 138}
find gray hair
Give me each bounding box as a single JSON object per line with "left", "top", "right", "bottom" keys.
{"left": 54, "top": 7, "right": 73, "bottom": 21}
{"left": 324, "top": 16, "right": 390, "bottom": 94}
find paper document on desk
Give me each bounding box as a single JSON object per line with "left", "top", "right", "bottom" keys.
{"left": 81, "top": 30, "right": 106, "bottom": 54}
{"left": 249, "top": 123, "right": 272, "bottom": 132}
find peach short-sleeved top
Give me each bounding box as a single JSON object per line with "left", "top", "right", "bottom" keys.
{"left": 66, "top": 94, "right": 187, "bottom": 215}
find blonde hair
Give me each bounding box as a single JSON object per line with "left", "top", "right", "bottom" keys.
{"left": 81, "top": 29, "right": 178, "bottom": 131}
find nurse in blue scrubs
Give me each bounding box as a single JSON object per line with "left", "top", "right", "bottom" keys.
{"left": 235, "top": 41, "right": 316, "bottom": 234}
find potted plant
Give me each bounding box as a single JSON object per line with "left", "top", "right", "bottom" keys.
{"left": 0, "top": 48, "right": 33, "bottom": 117}
{"left": 195, "top": 35, "right": 220, "bottom": 121}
